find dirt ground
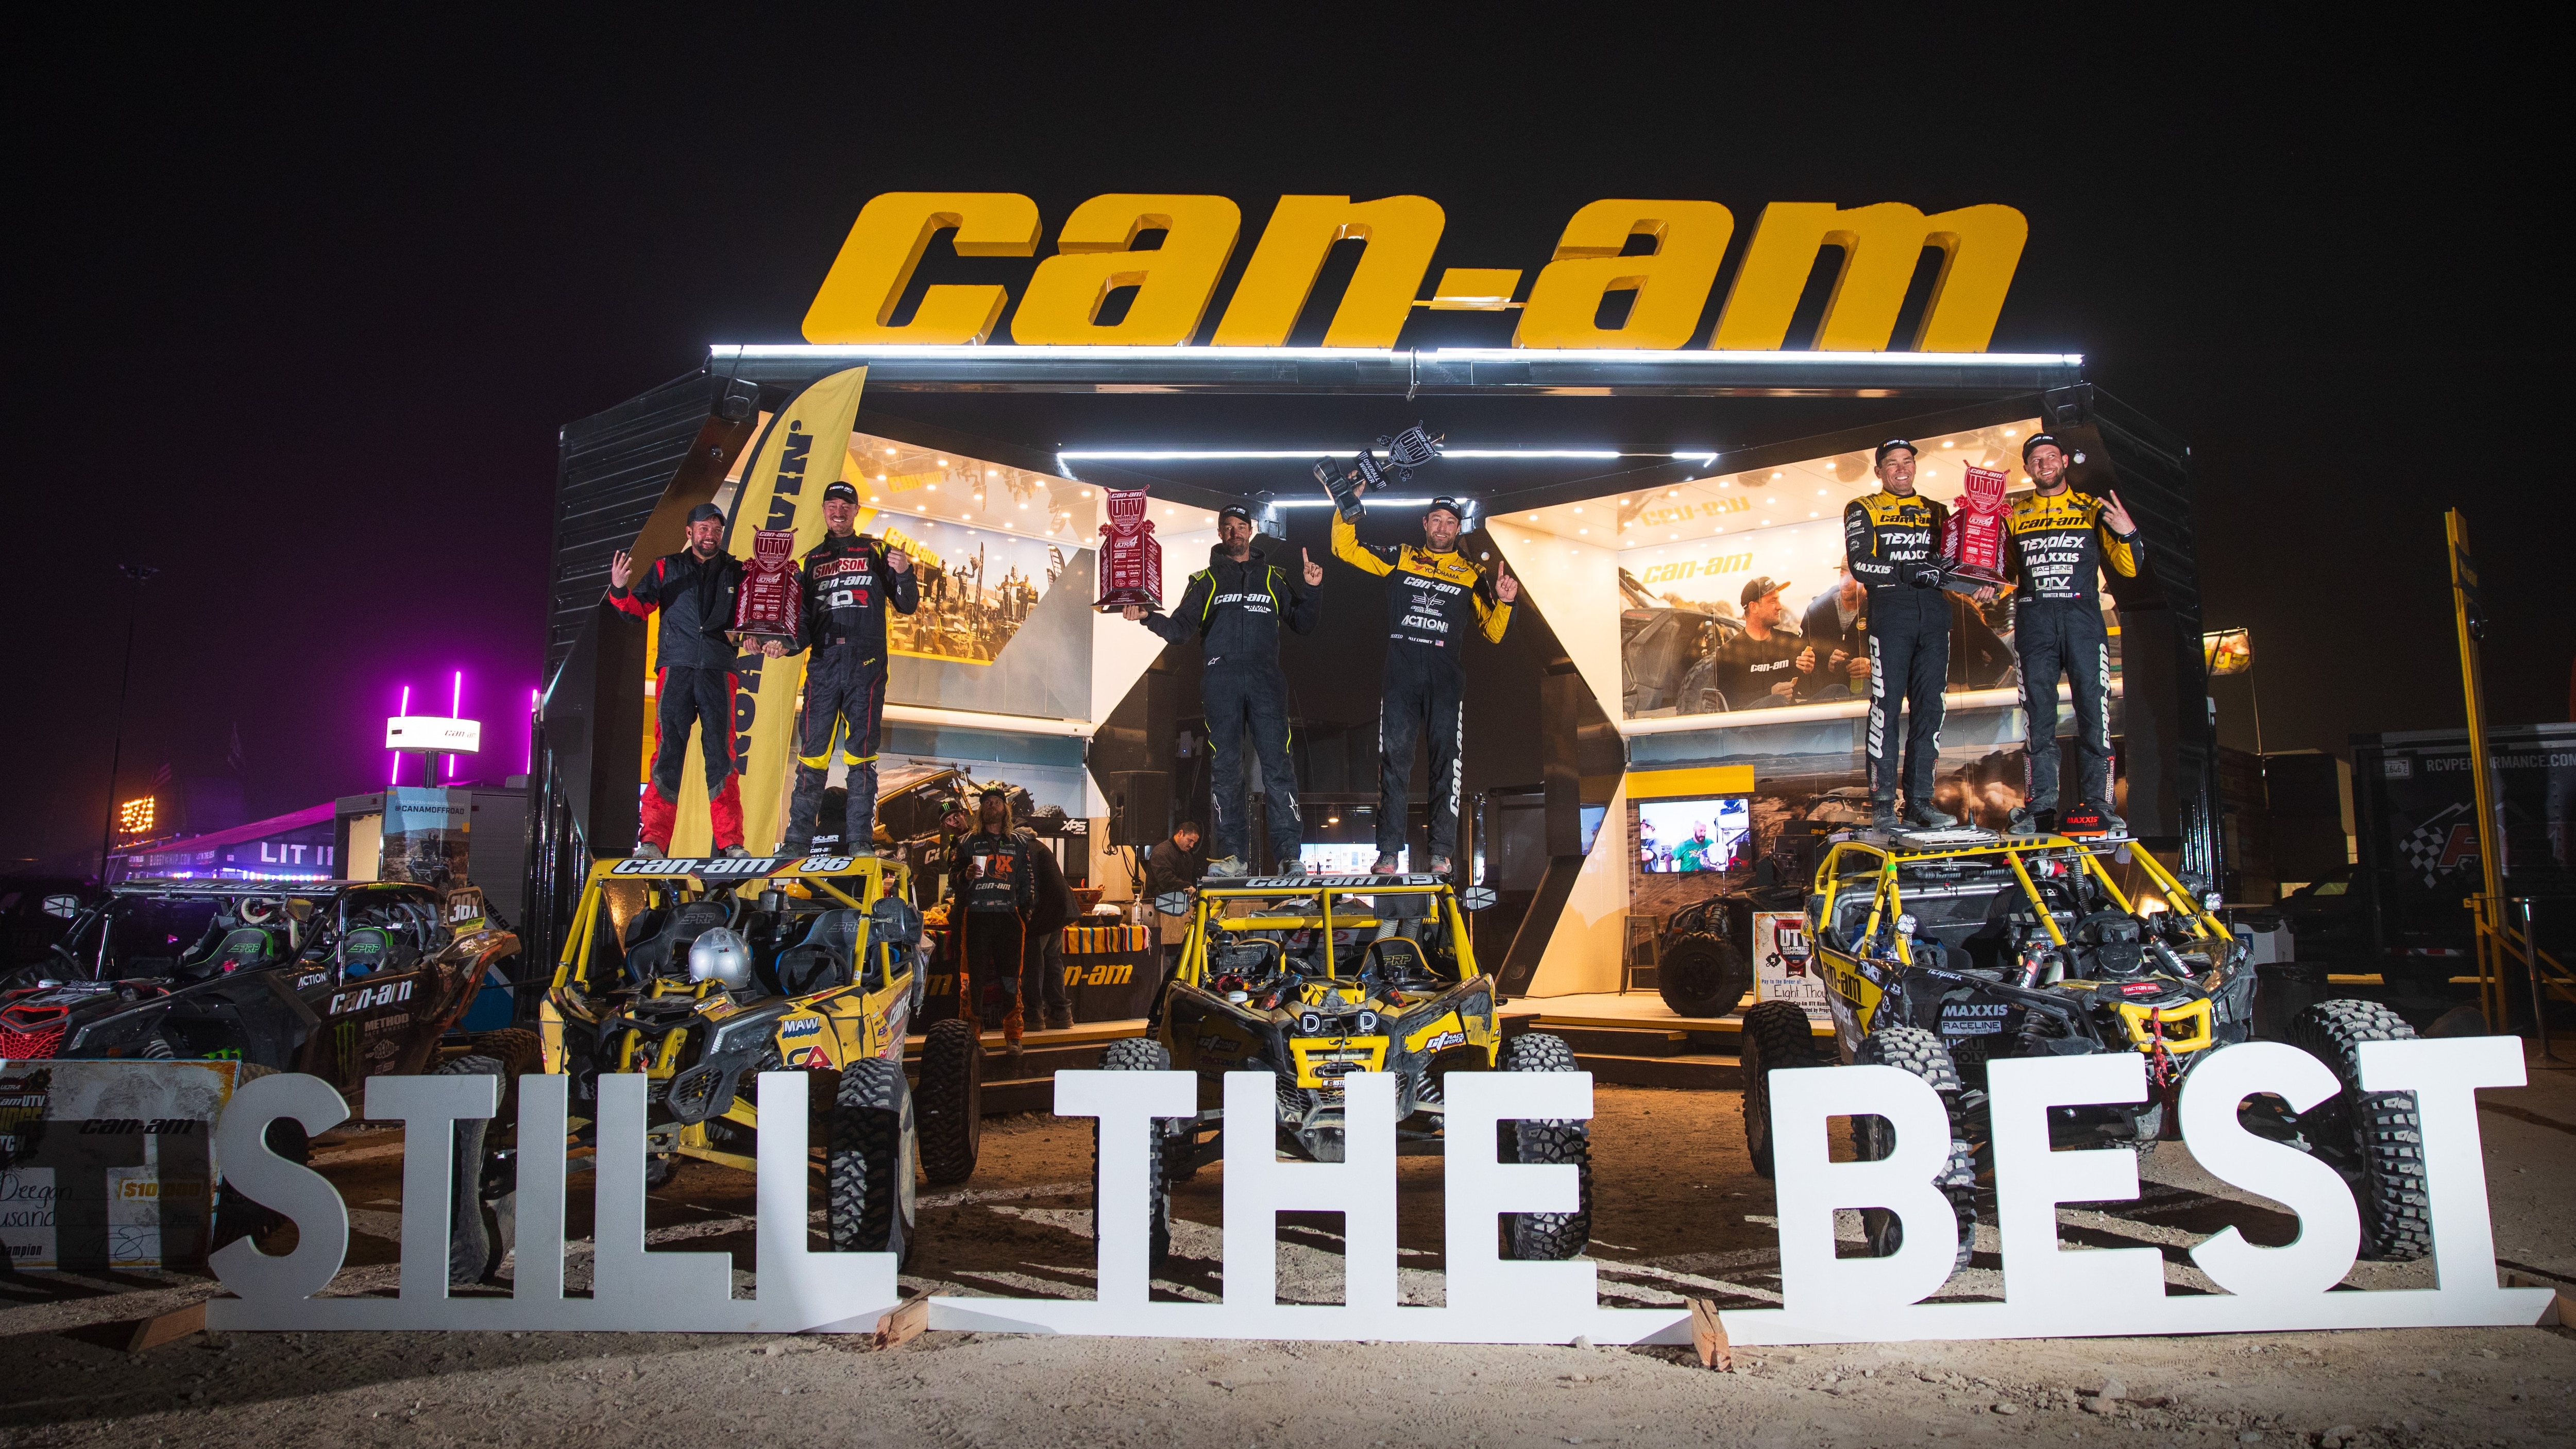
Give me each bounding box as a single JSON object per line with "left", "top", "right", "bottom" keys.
{"left": 4, "top": 1057, "right": 2573, "bottom": 1448}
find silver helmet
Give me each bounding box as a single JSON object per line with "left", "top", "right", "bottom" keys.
{"left": 686, "top": 927, "right": 754, "bottom": 991}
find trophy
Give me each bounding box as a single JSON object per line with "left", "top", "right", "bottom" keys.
{"left": 1940, "top": 464, "right": 2012, "bottom": 592}
{"left": 1094, "top": 487, "right": 1163, "bottom": 612}
{"left": 731, "top": 528, "right": 804, "bottom": 645}
{"left": 1312, "top": 423, "right": 1444, "bottom": 522}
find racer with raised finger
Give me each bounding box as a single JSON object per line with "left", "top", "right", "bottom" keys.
{"left": 1981, "top": 434, "right": 2141, "bottom": 833}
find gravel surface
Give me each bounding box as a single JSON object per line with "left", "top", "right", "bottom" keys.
{"left": 4, "top": 1062, "right": 2572, "bottom": 1448}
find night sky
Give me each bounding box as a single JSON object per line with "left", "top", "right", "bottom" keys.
{"left": 9, "top": 17, "right": 2558, "bottom": 873}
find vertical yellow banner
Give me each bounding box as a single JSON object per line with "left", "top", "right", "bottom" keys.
{"left": 669, "top": 366, "right": 868, "bottom": 857}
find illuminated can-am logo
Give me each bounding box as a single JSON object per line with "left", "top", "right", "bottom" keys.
{"left": 609, "top": 857, "right": 784, "bottom": 877}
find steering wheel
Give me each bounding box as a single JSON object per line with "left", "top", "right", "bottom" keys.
{"left": 238, "top": 896, "right": 279, "bottom": 925}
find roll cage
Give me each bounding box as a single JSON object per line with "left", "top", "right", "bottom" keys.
{"left": 1166, "top": 875, "right": 1482, "bottom": 991}
{"left": 1813, "top": 834, "right": 2228, "bottom": 971}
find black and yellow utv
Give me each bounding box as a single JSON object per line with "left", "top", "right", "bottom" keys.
{"left": 530, "top": 853, "right": 981, "bottom": 1265}
{"left": 1738, "top": 832, "right": 2432, "bottom": 1265}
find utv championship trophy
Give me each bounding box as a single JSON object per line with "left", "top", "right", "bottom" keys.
{"left": 1312, "top": 423, "right": 1444, "bottom": 522}
{"left": 1094, "top": 486, "right": 1164, "bottom": 612}
{"left": 1940, "top": 463, "right": 2013, "bottom": 593}
{"left": 731, "top": 527, "right": 804, "bottom": 646}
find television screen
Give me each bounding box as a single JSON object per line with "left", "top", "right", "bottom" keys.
{"left": 1301, "top": 843, "right": 1403, "bottom": 876}
{"left": 1580, "top": 804, "right": 1607, "bottom": 857}
{"left": 1637, "top": 796, "right": 1749, "bottom": 874}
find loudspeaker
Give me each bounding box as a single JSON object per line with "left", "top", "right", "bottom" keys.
{"left": 1109, "top": 770, "right": 1170, "bottom": 848}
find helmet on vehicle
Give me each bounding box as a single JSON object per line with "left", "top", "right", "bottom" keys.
{"left": 687, "top": 927, "right": 755, "bottom": 990}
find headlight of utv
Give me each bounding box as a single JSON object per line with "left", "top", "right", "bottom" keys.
{"left": 703, "top": 1000, "right": 794, "bottom": 1064}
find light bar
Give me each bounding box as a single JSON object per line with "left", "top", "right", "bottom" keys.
{"left": 720, "top": 343, "right": 2084, "bottom": 368}
{"left": 1054, "top": 448, "right": 1625, "bottom": 462}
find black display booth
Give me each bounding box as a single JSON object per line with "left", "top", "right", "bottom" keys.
{"left": 526, "top": 347, "right": 2213, "bottom": 998}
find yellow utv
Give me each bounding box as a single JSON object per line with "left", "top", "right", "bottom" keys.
{"left": 1737, "top": 830, "right": 2430, "bottom": 1266}
{"left": 531, "top": 852, "right": 982, "bottom": 1262}
{"left": 1097, "top": 871, "right": 1589, "bottom": 1265}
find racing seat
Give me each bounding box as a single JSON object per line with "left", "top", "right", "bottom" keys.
{"left": 775, "top": 910, "right": 863, "bottom": 997}
{"left": 211, "top": 928, "right": 280, "bottom": 976}
{"left": 1368, "top": 935, "right": 1450, "bottom": 985}
{"left": 862, "top": 896, "right": 924, "bottom": 992}
{"left": 622, "top": 900, "right": 732, "bottom": 983}
{"left": 340, "top": 925, "right": 415, "bottom": 978}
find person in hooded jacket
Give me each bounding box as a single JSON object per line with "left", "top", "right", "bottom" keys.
{"left": 1125, "top": 505, "right": 1322, "bottom": 875}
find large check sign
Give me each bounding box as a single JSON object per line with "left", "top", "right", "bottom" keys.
{"left": 202, "top": 1038, "right": 2550, "bottom": 1342}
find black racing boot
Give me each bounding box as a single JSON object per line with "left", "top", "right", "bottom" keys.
{"left": 1904, "top": 800, "right": 1959, "bottom": 830}
{"left": 1869, "top": 796, "right": 1901, "bottom": 831}
{"left": 2005, "top": 804, "right": 2050, "bottom": 836}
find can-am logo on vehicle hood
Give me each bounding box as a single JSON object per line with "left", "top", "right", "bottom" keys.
{"left": 611, "top": 857, "right": 784, "bottom": 877}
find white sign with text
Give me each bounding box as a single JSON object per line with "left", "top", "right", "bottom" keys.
{"left": 199, "top": 1038, "right": 2549, "bottom": 1343}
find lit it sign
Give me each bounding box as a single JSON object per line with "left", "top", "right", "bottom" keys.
{"left": 117, "top": 795, "right": 156, "bottom": 836}
{"left": 385, "top": 717, "right": 481, "bottom": 753}
{"left": 805, "top": 193, "right": 2028, "bottom": 353}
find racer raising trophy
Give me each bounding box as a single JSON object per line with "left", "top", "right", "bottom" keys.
{"left": 783, "top": 480, "right": 918, "bottom": 856}
{"left": 1322, "top": 428, "right": 1517, "bottom": 878}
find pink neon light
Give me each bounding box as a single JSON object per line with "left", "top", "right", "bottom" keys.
{"left": 528, "top": 687, "right": 540, "bottom": 775}
{"left": 448, "top": 671, "right": 463, "bottom": 778}
{"left": 391, "top": 685, "right": 411, "bottom": 785}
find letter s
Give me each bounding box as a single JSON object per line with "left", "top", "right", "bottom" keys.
{"left": 2176, "top": 1042, "right": 2359, "bottom": 1299}
{"left": 209, "top": 1072, "right": 351, "bottom": 1303}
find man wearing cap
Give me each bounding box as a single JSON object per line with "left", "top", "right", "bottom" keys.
{"left": 942, "top": 785, "right": 1073, "bottom": 1060}
{"left": 783, "top": 480, "right": 918, "bottom": 856}
{"left": 1986, "top": 434, "right": 2140, "bottom": 833}
{"left": 608, "top": 503, "right": 758, "bottom": 858}
{"left": 1329, "top": 485, "right": 1517, "bottom": 876}
{"left": 1707, "top": 576, "right": 1816, "bottom": 710}
{"left": 1124, "top": 506, "right": 1321, "bottom": 876}
{"left": 1844, "top": 440, "right": 1959, "bottom": 830}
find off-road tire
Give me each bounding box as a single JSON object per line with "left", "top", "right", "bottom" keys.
{"left": 432, "top": 1053, "right": 509, "bottom": 1286}
{"left": 828, "top": 1058, "right": 916, "bottom": 1263}
{"left": 1740, "top": 1000, "right": 1819, "bottom": 1179}
{"left": 1498, "top": 1032, "right": 1592, "bottom": 1261}
{"left": 917, "top": 1018, "right": 984, "bottom": 1185}
{"left": 1849, "top": 1027, "right": 1977, "bottom": 1271}
{"left": 1657, "top": 931, "right": 1753, "bottom": 1019}
{"left": 2289, "top": 998, "right": 2433, "bottom": 1262}
{"left": 1093, "top": 1036, "right": 1177, "bottom": 1268}
{"left": 468, "top": 1027, "right": 546, "bottom": 1120}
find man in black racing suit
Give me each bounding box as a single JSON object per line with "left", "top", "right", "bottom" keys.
{"left": 1330, "top": 490, "right": 1517, "bottom": 876}
{"left": 1843, "top": 439, "right": 1959, "bottom": 831}
{"left": 1988, "top": 433, "right": 2141, "bottom": 833}
{"left": 783, "top": 480, "right": 919, "bottom": 855}
{"left": 1125, "top": 504, "right": 1321, "bottom": 876}
{"left": 608, "top": 502, "right": 759, "bottom": 858}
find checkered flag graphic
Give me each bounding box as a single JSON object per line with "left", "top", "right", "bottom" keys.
{"left": 2399, "top": 802, "right": 2471, "bottom": 887}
